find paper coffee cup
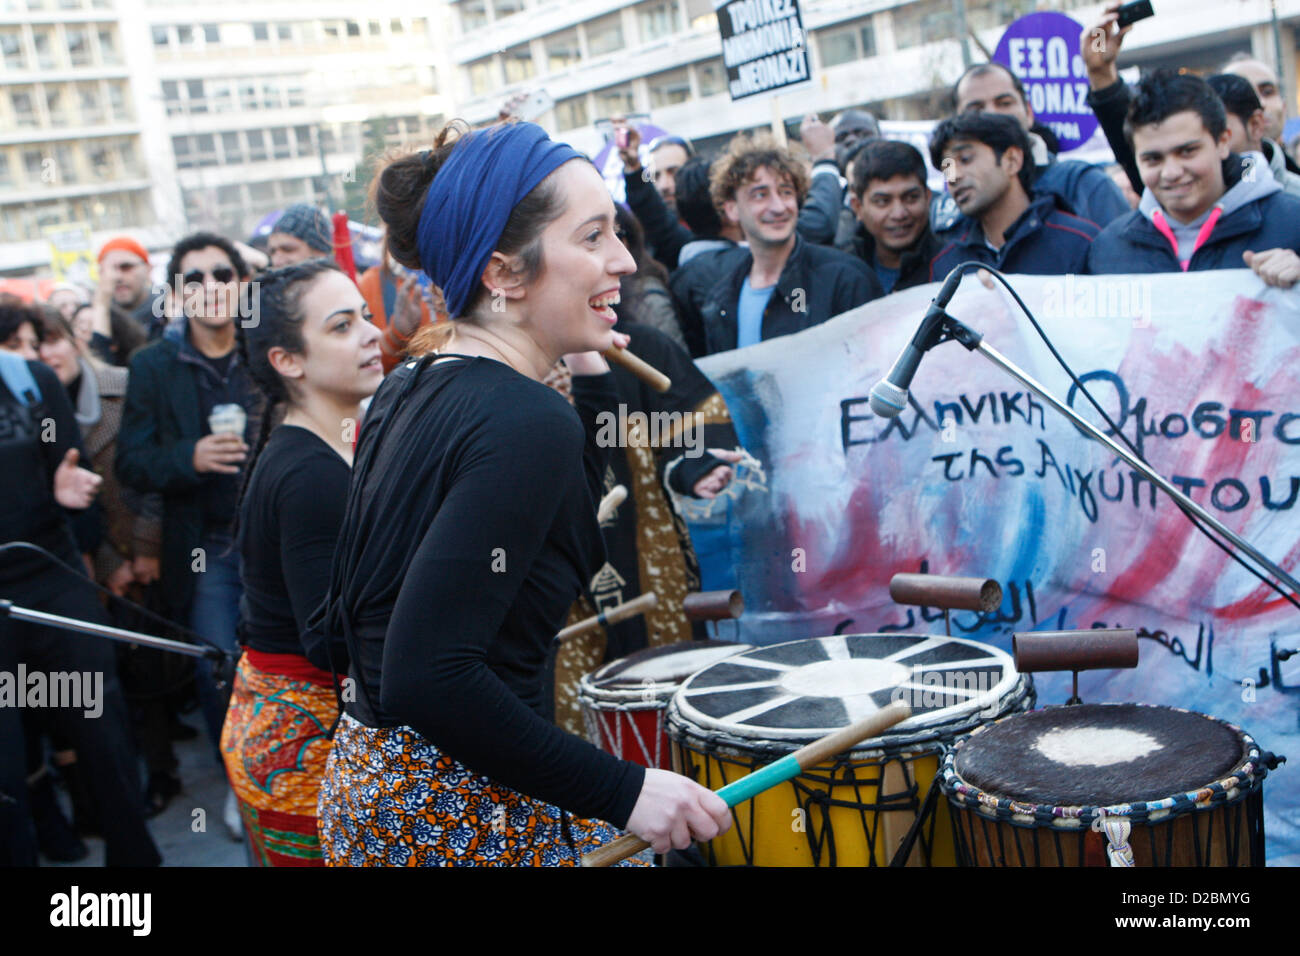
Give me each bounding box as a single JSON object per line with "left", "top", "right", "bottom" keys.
{"left": 208, "top": 403, "right": 246, "bottom": 436}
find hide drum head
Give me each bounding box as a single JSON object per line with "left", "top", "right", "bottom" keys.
{"left": 953, "top": 703, "right": 1247, "bottom": 807}
{"left": 672, "top": 633, "right": 1022, "bottom": 746}
{"left": 581, "top": 640, "right": 751, "bottom": 705}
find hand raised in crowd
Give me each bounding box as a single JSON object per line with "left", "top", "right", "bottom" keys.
{"left": 131, "top": 555, "right": 160, "bottom": 586}
{"left": 693, "top": 448, "right": 745, "bottom": 499}
{"left": 1244, "top": 249, "right": 1300, "bottom": 289}
{"left": 1081, "top": 2, "right": 1133, "bottom": 90}
{"left": 105, "top": 561, "right": 135, "bottom": 597}
{"left": 91, "top": 270, "right": 115, "bottom": 337}
{"left": 625, "top": 767, "right": 732, "bottom": 854}
{"left": 390, "top": 277, "right": 424, "bottom": 339}
{"left": 53, "top": 448, "right": 102, "bottom": 509}
{"left": 613, "top": 117, "right": 643, "bottom": 174}
{"left": 192, "top": 433, "right": 248, "bottom": 475}
{"left": 799, "top": 113, "right": 836, "bottom": 164}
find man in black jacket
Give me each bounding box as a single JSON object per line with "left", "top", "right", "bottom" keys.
{"left": 842, "top": 140, "right": 942, "bottom": 294}
{"left": 698, "top": 133, "right": 882, "bottom": 355}
{"left": 116, "top": 232, "right": 255, "bottom": 811}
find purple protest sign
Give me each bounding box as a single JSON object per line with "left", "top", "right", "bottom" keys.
{"left": 993, "top": 11, "right": 1097, "bottom": 153}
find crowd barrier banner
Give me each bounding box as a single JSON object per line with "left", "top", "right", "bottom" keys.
{"left": 688, "top": 270, "right": 1300, "bottom": 863}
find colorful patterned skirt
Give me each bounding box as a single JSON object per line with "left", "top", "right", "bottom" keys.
{"left": 318, "top": 713, "right": 645, "bottom": 866}
{"left": 220, "top": 653, "right": 339, "bottom": 866}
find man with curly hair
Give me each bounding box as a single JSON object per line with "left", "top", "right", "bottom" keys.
{"left": 698, "top": 132, "right": 882, "bottom": 356}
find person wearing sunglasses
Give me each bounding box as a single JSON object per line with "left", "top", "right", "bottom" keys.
{"left": 116, "top": 231, "right": 257, "bottom": 841}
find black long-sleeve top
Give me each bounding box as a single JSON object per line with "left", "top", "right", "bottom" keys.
{"left": 0, "top": 360, "right": 85, "bottom": 583}
{"left": 237, "top": 425, "right": 350, "bottom": 673}
{"left": 314, "top": 356, "right": 645, "bottom": 827}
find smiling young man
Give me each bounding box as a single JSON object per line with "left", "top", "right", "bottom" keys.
{"left": 698, "top": 132, "right": 881, "bottom": 355}
{"left": 1086, "top": 70, "right": 1300, "bottom": 287}
{"left": 928, "top": 113, "right": 1100, "bottom": 280}
{"left": 933, "top": 62, "right": 1129, "bottom": 232}
{"left": 843, "top": 140, "right": 939, "bottom": 293}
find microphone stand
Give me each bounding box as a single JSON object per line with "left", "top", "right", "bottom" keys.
{"left": 0, "top": 598, "right": 237, "bottom": 686}
{"left": 923, "top": 302, "right": 1300, "bottom": 601}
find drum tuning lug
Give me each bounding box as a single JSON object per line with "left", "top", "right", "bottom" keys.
{"left": 1276, "top": 648, "right": 1297, "bottom": 661}
{"left": 1259, "top": 751, "right": 1286, "bottom": 770}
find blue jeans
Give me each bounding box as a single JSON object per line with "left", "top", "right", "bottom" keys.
{"left": 188, "top": 532, "right": 242, "bottom": 764}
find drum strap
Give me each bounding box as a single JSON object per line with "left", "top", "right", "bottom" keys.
{"left": 1098, "top": 812, "right": 1135, "bottom": 867}
{"left": 888, "top": 773, "right": 944, "bottom": 868}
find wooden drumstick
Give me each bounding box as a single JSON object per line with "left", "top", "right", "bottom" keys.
{"left": 580, "top": 700, "right": 913, "bottom": 867}
{"left": 603, "top": 345, "right": 671, "bottom": 393}
{"left": 555, "top": 592, "right": 657, "bottom": 643}
{"left": 597, "top": 485, "right": 627, "bottom": 523}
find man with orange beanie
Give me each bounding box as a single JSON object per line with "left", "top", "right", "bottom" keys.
{"left": 97, "top": 236, "right": 164, "bottom": 340}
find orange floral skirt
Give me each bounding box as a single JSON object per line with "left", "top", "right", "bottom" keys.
{"left": 220, "top": 653, "right": 339, "bottom": 866}
{"left": 317, "top": 713, "right": 645, "bottom": 867}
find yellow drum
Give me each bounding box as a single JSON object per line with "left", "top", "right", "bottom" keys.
{"left": 666, "top": 633, "right": 1033, "bottom": 866}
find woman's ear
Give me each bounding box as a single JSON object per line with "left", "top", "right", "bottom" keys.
{"left": 480, "top": 252, "right": 528, "bottom": 301}
{"left": 266, "top": 345, "right": 304, "bottom": 381}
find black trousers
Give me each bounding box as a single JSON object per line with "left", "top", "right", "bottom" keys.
{"left": 0, "top": 565, "right": 161, "bottom": 866}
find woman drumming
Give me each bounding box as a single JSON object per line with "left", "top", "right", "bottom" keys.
{"left": 313, "top": 120, "right": 730, "bottom": 866}
{"left": 222, "top": 260, "right": 383, "bottom": 865}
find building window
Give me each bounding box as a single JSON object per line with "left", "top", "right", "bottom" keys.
{"left": 187, "top": 79, "right": 206, "bottom": 113}
{"left": 209, "top": 80, "right": 233, "bottom": 113}
{"left": 495, "top": 0, "right": 525, "bottom": 19}
{"left": 345, "top": 20, "right": 361, "bottom": 37}
{"left": 367, "top": 19, "right": 382, "bottom": 36}
{"left": 44, "top": 85, "right": 72, "bottom": 124}
{"left": 11, "top": 89, "right": 37, "bottom": 127}
{"left": 34, "top": 29, "right": 58, "bottom": 69}
{"left": 1, "top": 29, "right": 27, "bottom": 70}
{"left": 172, "top": 137, "right": 192, "bottom": 168}
{"left": 637, "top": 0, "right": 680, "bottom": 43}
{"left": 247, "top": 129, "right": 267, "bottom": 161}
{"left": 253, "top": 23, "right": 269, "bottom": 42}
{"left": 194, "top": 133, "right": 218, "bottom": 167}
{"left": 24, "top": 149, "right": 47, "bottom": 183}
{"left": 467, "top": 58, "right": 497, "bottom": 96}
{"left": 0, "top": 154, "right": 14, "bottom": 190}
{"left": 684, "top": 0, "right": 714, "bottom": 28}
{"left": 586, "top": 14, "right": 624, "bottom": 57}
{"left": 554, "top": 95, "right": 588, "bottom": 131}
{"left": 286, "top": 81, "right": 305, "bottom": 108}
{"left": 503, "top": 44, "right": 534, "bottom": 84}
{"left": 593, "top": 84, "right": 634, "bottom": 118}
{"left": 204, "top": 24, "right": 221, "bottom": 44}
{"left": 151, "top": 26, "right": 169, "bottom": 48}
{"left": 648, "top": 67, "right": 691, "bottom": 107}
{"left": 221, "top": 132, "right": 244, "bottom": 163}
{"left": 696, "top": 59, "right": 725, "bottom": 97}
{"left": 77, "top": 81, "right": 104, "bottom": 124}
{"left": 176, "top": 24, "right": 195, "bottom": 47}
{"left": 459, "top": 0, "right": 488, "bottom": 33}
{"left": 892, "top": 0, "right": 955, "bottom": 50}
{"left": 293, "top": 125, "right": 313, "bottom": 154}
{"left": 97, "top": 28, "right": 121, "bottom": 65}
{"left": 819, "top": 17, "right": 875, "bottom": 68}
{"left": 322, "top": 22, "right": 341, "bottom": 39}
{"left": 107, "top": 81, "right": 130, "bottom": 121}
{"left": 271, "top": 127, "right": 292, "bottom": 159}
{"left": 66, "top": 28, "right": 92, "bottom": 66}
{"left": 390, "top": 18, "right": 403, "bottom": 34}
{"left": 544, "top": 29, "right": 581, "bottom": 72}
{"left": 277, "top": 23, "right": 292, "bottom": 41}
{"left": 261, "top": 79, "right": 280, "bottom": 109}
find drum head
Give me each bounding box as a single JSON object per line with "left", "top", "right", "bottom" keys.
{"left": 582, "top": 640, "right": 751, "bottom": 703}
{"left": 672, "top": 633, "right": 1025, "bottom": 747}
{"left": 953, "top": 703, "right": 1247, "bottom": 807}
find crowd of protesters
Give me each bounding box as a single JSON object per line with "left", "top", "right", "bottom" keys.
{"left": 2, "top": 0, "right": 1300, "bottom": 866}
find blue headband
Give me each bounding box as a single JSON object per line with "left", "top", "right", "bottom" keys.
{"left": 415, "top": 122, "right": 586, "bottom": 318}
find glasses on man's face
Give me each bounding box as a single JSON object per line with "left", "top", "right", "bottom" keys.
{"left": 183, "top": 267, "right": 236, "bottom": 286}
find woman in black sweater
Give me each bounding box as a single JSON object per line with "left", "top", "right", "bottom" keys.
{"left": 313, "top": 120, "right": 729, "bottom": 866}
{"left": 221, "top": 260, "right": 383, "bottom": 865}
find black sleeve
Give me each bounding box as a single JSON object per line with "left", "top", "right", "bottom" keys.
{"left": 381, "top": 409, "right": 645, "bottom": 826}
{"left": 31, "top": 361, "right": 85, "bottom": 493}
{"left": 625, "top": 171, "right": 695, "bottom": 271}
{"left": 1086, "top": 80, "right": 1142, "bottom": 196}
{"left": 834, "top": 259, "right": 884, "bottom": 315}
{"left": 797, "top": 163, "right": 845, "bottom": 245}
{"left": 275, "top": 451, "right": 351, "bottom": 646}
{"left": 570, "top": 371, "right": 619, "bottom": 505}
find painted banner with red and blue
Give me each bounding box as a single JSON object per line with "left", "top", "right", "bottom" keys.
{"left": 685, "top": 271, "right": 1300, "bottom": 863}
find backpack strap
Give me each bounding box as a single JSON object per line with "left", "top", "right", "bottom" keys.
{"left": 0, "top": 351, "right": 41, "bottom": 406}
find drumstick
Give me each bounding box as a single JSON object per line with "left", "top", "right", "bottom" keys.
{"left": 603, "top": 345, "right": 671, "bottom": 393}
{"left": 555, "top": 592, "right": 657, "bottom": 643}
{"left": 580, "top": 700, "right": 913, "bottom": 867}
{"left": 597, "top": 485, "right": 627, "bottom": 523}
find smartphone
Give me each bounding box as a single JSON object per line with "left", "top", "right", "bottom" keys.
{"left": 1116, "top": 0, "right": 1154, "bottom": 28}
{"left": 515, "top": 88, "right": 554, "bottom": 123}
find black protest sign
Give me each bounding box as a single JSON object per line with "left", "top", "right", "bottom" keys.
{"left": 715, "top": 0, "right": 811, "bottom": 101}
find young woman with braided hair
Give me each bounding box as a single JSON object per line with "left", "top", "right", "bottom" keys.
{"left": 312, "top": 119, "right": 730, "bottom": 866}
{"left": 220, "top": 259, "right": 383, "bottom": 865}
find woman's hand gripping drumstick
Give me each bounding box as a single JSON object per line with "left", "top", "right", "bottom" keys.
{"left": 582, "top": 700, "right": 913, "bottom": 867}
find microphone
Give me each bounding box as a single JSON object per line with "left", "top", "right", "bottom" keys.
{"left": 868, "top": 265, "right": 968, "bottom": 418}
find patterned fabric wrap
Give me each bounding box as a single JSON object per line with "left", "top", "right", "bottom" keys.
{"left": 220, "top": 654, "right": 339, "bottom": 866}
{"left": 318, "top": 713, "right": 645, "bottom": 867}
